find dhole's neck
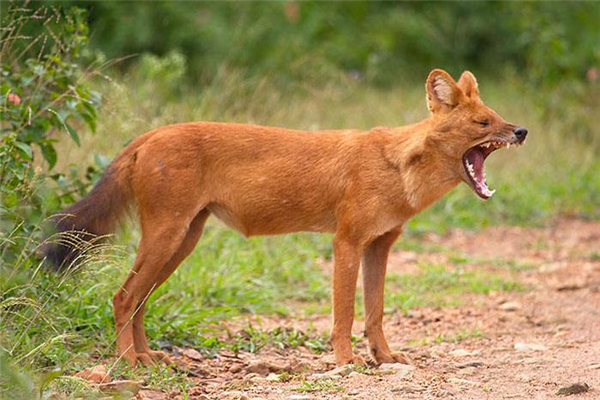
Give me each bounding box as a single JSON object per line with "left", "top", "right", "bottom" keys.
{"left": 383, "top": 119, "right": 461, "bottom": 212}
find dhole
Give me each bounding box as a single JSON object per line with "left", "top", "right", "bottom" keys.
{"left": 46, "top": 69, "right": 527, "bottom": 367}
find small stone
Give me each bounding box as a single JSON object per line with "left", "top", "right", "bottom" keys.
{"left": 391, "top": 384, "right": 425, "bottom": 394}
{"left": 324, "top": 365, "right": 353, "bottom": 377}
{"left": 588, "top": 363, "right": 600, "bottom": 370}
{"left": 448, "top": 377, "right": 478, "bottom": 387}
{"left": 229, "top": 364, "right": 243, "bottom": 374}
{"left": 556, "top": 382, "right": 590, "bottom": 396}
{"left": 379, "top": 363, "right": 415, "bottom": 378}
{"left": 243, "top": 372, "right": 260, "bottom": 380}
{"left": 246, "top": 360, "right": 285, "bottom": 375}
{"left": 514, "top": 342, "right": 548, "bottom": 352}
{"left": 97, "top": 380, "right": 140, "bottom": 395}
{"left": 287, "top": 395, "right": 312, "bottom": 400}
{"left": 310, "top": 372, "right": 343, "bottom": 380}
{"left": 449, "top": 349, "right": 480, "bottom": 357}
{"left": 74, "top": 365, "right": 109, "bottom": 383}
{"left": 499, "top": 301, "right": 522, "bottom": 311}
{"left": 455, "top": 361, "right": 485, "bottom": 368}
{"left": 265, "top": 373, "right": 280, "bottom": 382}
{"left": 179, "top": 348, "right": 203, "bottom": 361}
{"left": 138, "top": 389, "right": 168, "bottom": 400}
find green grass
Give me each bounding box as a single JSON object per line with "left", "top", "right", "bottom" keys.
{"left": 289, "top": 379, "right": 344, "bottom": 393}
{"left": 407, "top": 326, "right": 485, "bottom": 347}
{"left": 385, "top": 263, "right": 524, "bottom": 314}
{"left": 2, "top": 69, "right": 599, "bottom": 397}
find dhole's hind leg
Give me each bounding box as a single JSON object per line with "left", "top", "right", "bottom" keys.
{"left": 113, "top": 211, "right": 202, "bottom": 366}
{"left": 132, "top": 209, "right": 210, "bottom": 364}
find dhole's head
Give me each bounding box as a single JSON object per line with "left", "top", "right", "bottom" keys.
{"left": 425, "top": 69, "right": 527, "bottom": 200}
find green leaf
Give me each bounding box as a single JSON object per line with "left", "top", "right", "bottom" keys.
{"left": 65, "top": 123, "right": 81, "bottom": 146}
{"left": 15, "top": 142, "right": 32, "bottom": 160}
{"left": 40, "top": 143, "right": 57, "bottom": 169}
{"left": 48, "top": 108, "right": 81, "bottom": 146}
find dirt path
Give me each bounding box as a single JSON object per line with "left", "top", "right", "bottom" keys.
{"left": 142, "top": 219, "right": 600, "bottom": 400}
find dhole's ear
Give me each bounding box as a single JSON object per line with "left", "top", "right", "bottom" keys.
{"left": 457, "top": 71, "right": 479, "bottom": 100}
{"left": 425, "top": 69, "right": 466, "bottom": 114}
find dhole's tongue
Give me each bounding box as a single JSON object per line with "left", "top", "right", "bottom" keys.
{"left": 464, "top": 146, "right": 495, "bottom": 199}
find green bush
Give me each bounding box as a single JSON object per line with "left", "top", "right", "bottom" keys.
{"left": 0, "top": 5, "right": 102, "bottom": 262}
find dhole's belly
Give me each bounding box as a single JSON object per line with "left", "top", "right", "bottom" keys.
{"left": 206, "top": 199, "right": 337, "bottom": 236}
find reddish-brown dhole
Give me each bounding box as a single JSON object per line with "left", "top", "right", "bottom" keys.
{"left": 46, "top": 69, "right": 527, "bottom": 367}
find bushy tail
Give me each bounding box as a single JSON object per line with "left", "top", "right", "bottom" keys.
{"left": 44, "top": 135, "right": 149, "bottom": 270}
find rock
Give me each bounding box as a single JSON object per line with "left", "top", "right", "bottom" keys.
{"left": 514, "top": 342, "right": 548, "bottom": 351}
{"left": 455, "top": 361, "right": 485, "bottom": 368}
{"left": 74, "top": 365, "right": 109, "bottom": 383}
{"left": 448, "top": 377, "right": 478, "bottom": 387}
{"left": 379, "top": 363, "right": 415, "bottom": 379}
{"left": 391, "top": 384, "right": 425, "bottom": 394}
{"left": 97, "top": 380, "right": 140, "bottom": 395}
{"left": 325, "top": 365, "right": 353, "bottom": 377}
{"left": 246, "top": 360, "right": 285, "bottom": 375}
{"left": 556, "top": 382, "right": 590, "bottom": 396}
{"left": 138, "top": 389, "right": 168, "bottom": 400}
{"left": 179, "top": 348, "right": 203, "bottom": 361}
{"left": 449, "top": 349, "right": 480, "bottom": 357}
{"left": 243, "top": 372, "right": 261, "bottom": 380}
{"left": 229, "top": 364, "right": 243, "bottom": 374}
{"left": 265, "top": 373, "right": 280, "bottom": 382}
{"left": 499, "top": 301, "right": 522, "bottom": 311}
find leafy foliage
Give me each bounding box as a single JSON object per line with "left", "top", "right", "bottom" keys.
{"left": 0, "top": 6, "right": 102, "bottom": 262}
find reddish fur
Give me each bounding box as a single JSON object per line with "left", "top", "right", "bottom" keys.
{"left": 47, "top": 69, "right": 522, "bottom": 366}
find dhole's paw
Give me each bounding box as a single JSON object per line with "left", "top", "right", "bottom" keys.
{"left": 336, "top": 354, "right": 366, "bottom": 366}
{"left": 123, "top": 352, "right": 155, "bottom": 367}
{"left": 374, "top": 351, "right": 412, "bottom": 365}
{"left": 148, "top": 350, "right": 172, "bottom": 365}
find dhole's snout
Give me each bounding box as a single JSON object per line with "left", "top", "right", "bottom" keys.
{"left": 513, "top": 126, "right": 528, "bottom": 142}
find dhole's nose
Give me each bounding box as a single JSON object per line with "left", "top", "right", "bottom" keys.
{"left": 513, "top": 126, "right": 528, "bottom": 140}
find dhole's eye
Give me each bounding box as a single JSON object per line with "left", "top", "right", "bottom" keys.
{"left": 476, "top": 119, "right": 490, "bottom": 127}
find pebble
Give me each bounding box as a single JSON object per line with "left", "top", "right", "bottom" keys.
{"left": 455, "top": 361, "right": 485, "bottom": 368}
{"left": 379, "top": 363, "right": 415, "bottom": 378}
{"left": 265, "top": 373, "right": 280, "bottom": 382}
{"left": 179, "top": 347, "right": 203, "bottom": 361}
{"left": 449, "top": 349, "right": 481, "bottom": 357}
{"left": 74, "top": 365, "right": 109, "bottom": 383}
{"left": 556, "top": 382, "right": 590, "bottom": 396}
{"left": 287, "top": 395, "right": 312, "bottom": 400}
{"left": 448, "top": 377, "right": 478, "bottom": 387}
{"left": 138, "top": 390, "right": 168, "bottom": 400}
{"left": 97, "top": 380, "right": 141, "bottom": 395}
{"left": 499, "top": 301, "right": 522, "bottom": 311}
{"left": 229, "top": 364, "right": 243, "bottom": 374}
{"left": 514, "top": 342, "right": 548, "bottom": 351}
{"left": 588, "top": 363, "right": 600, "bottom": 370}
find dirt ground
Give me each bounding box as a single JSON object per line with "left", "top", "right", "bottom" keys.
{"left": 135, "top": 218, "right": 600, "bottom": 400}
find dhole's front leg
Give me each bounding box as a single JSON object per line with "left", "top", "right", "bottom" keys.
{"left": 362, "top": 229, "right": 411, "bottom": 364}
{"left": 331, "top": 235, "right": 366, "bottom": 365}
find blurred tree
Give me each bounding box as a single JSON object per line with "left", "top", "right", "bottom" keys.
{"left": 23, "top": 1, "right": 597, "bottom": 87}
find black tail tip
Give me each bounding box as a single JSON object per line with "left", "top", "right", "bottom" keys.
{"left": 42, "top": 241, "right": 81, "bottom": 271}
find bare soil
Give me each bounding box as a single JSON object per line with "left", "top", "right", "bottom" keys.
{"left": 141, "top": 218, "right": 600, "bottom": 400}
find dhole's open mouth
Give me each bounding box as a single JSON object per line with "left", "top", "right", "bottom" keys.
{"left": 462, "top": 140, "right": 521, "bottom": 200}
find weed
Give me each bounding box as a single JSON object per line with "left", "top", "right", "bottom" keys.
{"left": 289, "top": 379, "right": 344, "bottom": 393}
